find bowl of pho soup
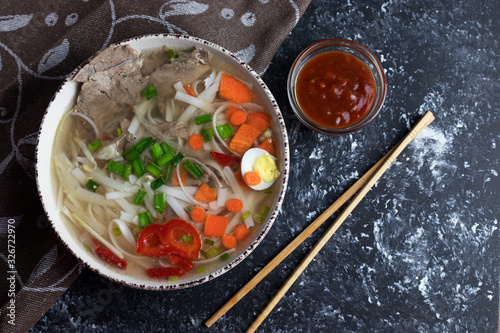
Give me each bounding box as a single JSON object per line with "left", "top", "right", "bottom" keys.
{"left": 36, "top": 34, "right": 289, "bottom": 290}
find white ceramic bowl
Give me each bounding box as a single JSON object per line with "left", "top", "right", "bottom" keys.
{"left": 36, "top": 34, "right": 289, "bottom": 290}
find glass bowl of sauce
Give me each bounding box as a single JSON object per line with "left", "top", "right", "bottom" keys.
{"left": 288, "top": 39, "right": 386, "bottom": 135}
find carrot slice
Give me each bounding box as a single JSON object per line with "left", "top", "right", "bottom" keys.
{"left": 245, "top": 113, "right": 270, "bottom": 133}
{"left": 222, "top": 234, "right": 237, "bottom": 249}
{"left": 204, "top": 214, "right": 230, "bottom": 237}
{"left": 194, "top": 184, "right": 217, "bottom": 203}
{"left": 171, "top": 165, "right": 187, "bottom": 186}
{"left": 234, "top": 169, "right": 251, "bottom": 191}
{"left": 244, "top": 171, "right": 261, "bottom": 186}
{"left": 230, "top": 110, "right": 248, "bottom": 126}
{"left": 233, "top": 225, "right": 250, "bottom": 241}
{"left": 226, "top": 198, "right": 243, "bottom": 213}
{"left": 220, "top": 73, "right": 253, "bottom": 103}
{"left": 188, "top": 134, "right": 203, "bottom": 151}
{"left": 228, "top": 123, "right": 261, "bottom": 155}
{"left": 184, "top": 85, "right": 197, "bottom": 97}
{"left": 256, "top": 137, "right": 275, "bottom": 156}
{"left": 226, "top": 106, "right": 239, "bottom": 121}
{"left": 191, "top": 206, "right": 206, "bottom": 223}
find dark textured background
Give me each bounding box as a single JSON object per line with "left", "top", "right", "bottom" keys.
{"left": 31, "top": 0, "right": 499, "bottom": 332}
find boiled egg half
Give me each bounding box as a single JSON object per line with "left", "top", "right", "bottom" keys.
{"left": 241, "top": 148, "right": 280, "bottom": 190}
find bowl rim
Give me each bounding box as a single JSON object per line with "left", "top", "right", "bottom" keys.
{"left": 287, "top": 38, "right": 387, "bottom": 136}
{"left": 35, "top": 33, "right": 290, "bottom": 290}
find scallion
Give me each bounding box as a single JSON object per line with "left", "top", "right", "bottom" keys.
{"left": 141, "top": 84, "right": 158, "bottom": 100}
{"left": 196, "top": 267, "right": 206, "bottom": 274}
{"left": 180, "top": 235, "right": 192, "bottom": 243}
{"left": 264, "top": 188, "right": 272, "bottom": 194}
{"left": 132, "top": 157, "right": 146, "bottom": 178}
{"left": 138, "top": 211, "right": 152, "bottom": 227}
{"left": 150, "top": 143, "right": 163, "bottom": 161}
{"left": 123, "top": 137, "right": 155, "bottom": 161}
{"left": 254, "top": 205, "right": 270, "bottom": 223}
{"left": 150, "top": 177, "right": 166, "bottom": 190}
{"left": 133, "top": 190, "right": 147, "bottom": 205}
{"left": 87, "top": 139, "right": 102, "bottom": 152}
{"left": 207, "top": 247, "right": 220, "bottom": 258}
{"left": 200, "top": 250, "right": 209, "bottom": 259}
{"left": 202, "top": 128, "right": 215, "bottom": 142}
{"left": 116, "top": 127, "right": 123, "bottom": 136}
{"left": 194, "top": 114, "right": 212, "bottom": 125}
{"left": 106, "top": 160, "right": 125, "bottom": 176}
{"left": 168, "top": 276, "right": 178, "bottom": 282}
{"left": 217, "top": 123, "right": 235, "bottom": 140}
{"left": 183, "top": 160, "right": 204, "bottom": 179}
{"left": 113, "top": 227, "right": 121, "bottom": 236}
{"left": 220, "top": 253, "right": 230, "bottom": 261}
{"left": 154, "top": 193, "right": 166, "bottom": 213}
{"left": 161, "top": 142, "right": 176, "bottom": 154}
{"left": 164, "top": 163, "right": 173, "bottom": 183}
{"left": 204, "top": 239, "right": 214, "bottom": 246}
{"left": 241, "top": 210, "right": 251, "bottom": 220}
{"left": 171, "top": 152, "right": 184, "bottom": 166}
{"left": 146, "top": 162, "right": 163, "bottom": 178}
{"left": 85, "top": 179, "right": 100, "bottom": 192}
{"left": 122, "top": 163, "right": 132, "bottom": 179}
{"left": 156, "top": 151, "right": 174, "bottom": 166}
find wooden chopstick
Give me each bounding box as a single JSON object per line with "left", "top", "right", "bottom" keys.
{"left": 205, "top": 111, "right": 435, "bottom": 330}
{"left": 245, "top": 111, "right": 435, "bottom": 332}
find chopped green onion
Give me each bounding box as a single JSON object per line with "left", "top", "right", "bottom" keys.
{"left": 164, "top": 163, "right": 173, "bottom": 183}
{"left": 146, "top": 162, "right": 163, "bottom": 178}
{"left": 84, "top": 244, "right": 92, "bottom": 253}
{"left": 123, "top": 74, "right": 128, "bottom": 78}
{"left": 217, "top": 123, "right": 235, "bottom": 140}
{"left": 161, "top": 142, "right": 176, "bottom": 154}
{"left": 138, "top": 211, "right": 152, "bottom": 228}
{"left": 133, "top": 190, "right": 147, "bottom": 205}
{"left": 168, "top": 275, "right": 178, "bottom": 282}
{"left": 200, "top": 250, "right": 209, "bottom": 259}
{"left": 150, "top": 143, "right": 163, "bottom": 161}
{"left": 123, "top": 137, "right": 155, "bottom": 161}
{"left": 133, "top": 226, "right": 143, "bottom": 233}
{"left": 264, "top": 188, "right": 272, "bottom": 194}
{"left": 116, "top": 127, "right": 123, "bottom": 136}
{"left": 204, "top": 239, "right": 214, "bottom": 246}
{"left": 241, "top": 210, "right": 251, "bottom": 220}
{"left": 254, "top": 214, "right": 265, "bottom": 223}
{"left": 183, "top": 160, "right": 204, "bottom": 179}
{"left": 220, "top": 253, "right": 230, "bottom": 261}
{"left": 122, "top": 146, "right": 140, "bottom": 162}
{"left": 254, "top": 205, "right": 270, "bottom": 223}
{"left": 260, "top": 205, "right": 270, "bottom": 216}
{"left": 194, "top": 114, "right": 212, "bottom": 125}
{"left": 171, "top": 152, "right": 184, "bottom": 166}
{"left": 132, "top": 157, "right": 146, "bottom": 178}
{"left": 181, "top": 235, "right": 192, "bottom": 243}
{"left": 156, "top": 151, "right": 174, "bottom": 166}
{"left": 154, "top": 193, "right": 166, "bottom": 213}
{"left": 202, "top": 128, "right": 215, "bottom": 142}
{"left": 185, "top": 205, "right": 193, "bottom": 212}
{"left": 207, "top": 247, "right": 220, "bottom": 258}
{"left": 122, "top": 163, "right": 132, "bottom": 179}
{"left": 106, "top": 160, "right": 125, "bottom": 176}
{"left": 113, "top": 227, "right": 121, "bottom": 236}
{"left": 196, "top": 267, "right": 206, "bottom": 274}
{"left": 166, "top": 49, "right": 175, "bottom": 58}
{"left": 87, "top": 139, "right": 102, "bottom": 152}
{"left": 150, "top": 177, "right": 166, "bottom": 190}
{"left": 85, "top": 179, "right": 100, "bottom": 192}
{"left": 141, "top": 84, "right": 158, "bottom": 100}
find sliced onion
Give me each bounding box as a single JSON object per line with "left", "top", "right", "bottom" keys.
{"left": 127, "top": 115, "right": 141, "bottom": 134}
{"left": 72, "top": 112, "right": 99, "bottom": 140}
{"left": 165, "top": 195, "right": 190, "bottom": 220}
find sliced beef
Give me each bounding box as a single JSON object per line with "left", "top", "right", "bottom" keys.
{"left": 186, "top": 173, "right": 210, "bottom": 186}
{"left": 74, "top": 44, "right": 141, "bottom": 82}
{"left": 149, "top": 47, "right": 212, "bottom": 96}
{"left": 154, "top": 121, "right": 189, "bottom": 139}
{"left": 76, "top": 58, "right": 149, "bottom": 137}
{"left": 141, "top": 45, "right": 170, "bottom": 76}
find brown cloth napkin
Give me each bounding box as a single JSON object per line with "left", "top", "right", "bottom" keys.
{"left": 0, "top": 1, "right": 311, "bottom": 332}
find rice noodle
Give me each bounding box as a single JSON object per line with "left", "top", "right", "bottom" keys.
{"left": 72, "top": 111, "right": 99, "bottom": 140}
{"left": 64, "top": 200, "right": 107, "bottom": 235}
{"left": 157, "top": 185, "right": 191, "bottom": 202}
{"left": 105, "top": 191, "right": 134, "bottom": 200}
{"left": 120, "top": 211, "right": 135, "bottom": 223}
{"left": 71, "top": 167, "right": 88, "bottom": 185}
{"left": 177, "top": 72, "right": 222, "bottom": 123}
{"left": 114, "top": 198, "right": 138, "bottom": 216}
{"left": 193, "top": 248, "right": 236, "bottom": 265}
{"left": 74, "top": 187, "right": 109, "bottom": 206}
{"left": 127, "top": 116, "right": 141, "bottom": 134}
{"left": 209, "top": 138, "right": 224, "bottom": 154}
{"left": 109, "top": 219, "right": 136, "bottom": 248}
{"left": 143, "top": 181, "right": 158, "bottom": 218}
{"left": 174, "top": 91, "right": 214, "bottom": 113}
{"left": 176, "top": 162, "right": 207, "bottom": 208}
{"left": 74, "top": 137, "right": 97, "bottom": 171}
{"left": 165, "top": 195, "right": 190, "bottom": 221}
{"left": 217, "top": 187, "right": 228, "bottom": 208}
{"left": 88, "top": 170, "right": 135, "bottom": 192}
{"left": 56, "top": 183, "right": 64, "bottom": 211}
{"left": 133, "top": 100, "right": 179, "bottom": 150}
{"left": 173, "top": 81, "right": 187, "bottom": 93}
{"left": 165, "top": 98, "right": 173, "bottom": 122}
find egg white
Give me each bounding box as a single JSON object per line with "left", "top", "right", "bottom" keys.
{"left": 241, "top": 148, "right": 277, "bottom": 191}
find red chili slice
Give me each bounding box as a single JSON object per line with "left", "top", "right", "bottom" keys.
{"left": 136, "top": 224, "right": 172, "bottom": 257}
{"left": 136, "top": 220, "right": 201, "bottom": 260}
{"left": 168, "top": 253, "right": 194, "bottom": 272}
{"left": 146, "top": 267, "right": 185, "bottom": 278}
{"left": 92, "top": 239, "right": 127, "bottom": 269}
{"left": 210, "top": 151, "right": 241, "bottom": 168}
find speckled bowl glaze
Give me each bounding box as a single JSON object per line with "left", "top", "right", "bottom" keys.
{"left": 287, "top": 39, "right": 386, "bottom": 136}
{"left": 36, "top": 34, "right": 289, "bottom": 290}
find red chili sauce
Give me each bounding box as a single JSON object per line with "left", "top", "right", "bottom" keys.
{"left": 296, "top": 51, "right": 376, "bottom": 129}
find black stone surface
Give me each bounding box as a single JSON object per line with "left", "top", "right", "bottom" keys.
{"left": 31, "top": 0, "right": 500, "bottom": 332}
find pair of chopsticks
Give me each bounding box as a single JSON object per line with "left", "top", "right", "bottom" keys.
{"left": 206, "top": 111, "right": 435, "bottom": 332}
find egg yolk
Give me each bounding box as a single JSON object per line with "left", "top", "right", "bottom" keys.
{"left": 252, "top": 154, "right": 279, "bottom": 182}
